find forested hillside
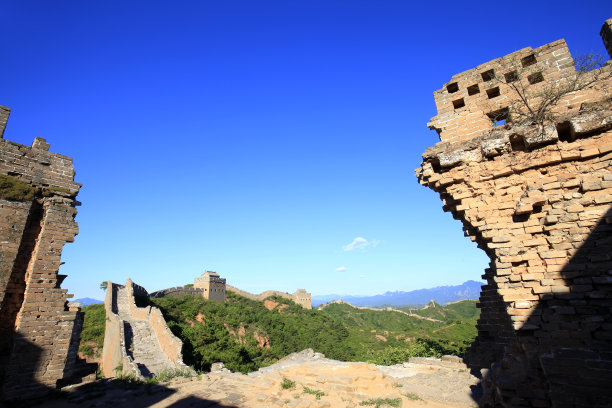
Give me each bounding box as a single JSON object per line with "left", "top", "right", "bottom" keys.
{"left": 400, "top": 299, "right": 479, "bottom": 321}
{"left": 150, "top": 292, "right": 356, "bottom": 373}
{"left": 149, "top": 293, "right": 479, "bottom": 373}
{"left": 319, "top": 300, "right": 478, "bottom": 363}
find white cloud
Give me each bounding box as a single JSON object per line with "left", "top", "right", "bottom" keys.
{"left": 342, "top": 237, "right": 379, "bottom": 252}
{"left": 336, "top": 266, "right": 347, "bottom": 272}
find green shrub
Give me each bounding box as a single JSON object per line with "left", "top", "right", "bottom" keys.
{"left": 80, "top": 345, "right": 94, "bottom": 357}
{"left": 153, "top": 367, "right": 195, "bottom": 383}
{"left": 403, "top": 392, "right": 421, "bottom": 401}
{"left": 79, "top": 304, "right": 106, "bottom": 357}
{"left": 281, "top": 377, "right": 296, "bottom": 390}
{"left": 360, "top": 397, "right": 402, "bottom": 407}
{"left": 302, "top": 386, "right": 325, "bottom": 400}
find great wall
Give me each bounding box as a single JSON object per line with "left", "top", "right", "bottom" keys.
{"left": 0, "top": 17, "right": 611, "bottom": 408}
{"left": 0, "top": 106, "right": 82, "bottom": 400}
{"left": 317, "top": 299, "right": 444, "bottom": 323}
{"left": 416, "top": 18, "right": 612, "bottom": 407}
{"left": 101, "top": 279, "right": 192, "bottom": 379}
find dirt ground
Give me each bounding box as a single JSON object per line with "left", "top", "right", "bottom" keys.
{"left": 24, "top": 351, "right": 481, "bottom": 408}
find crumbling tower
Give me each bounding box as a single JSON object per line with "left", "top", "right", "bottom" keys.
{"left": 0, "top": 106, "right": 82, "bottom": 400}
{"left": 417, "top": 21, "right": 612, "bottom": 407}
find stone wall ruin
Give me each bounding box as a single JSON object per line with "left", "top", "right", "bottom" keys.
{"left": 417, "top": 19, "right": 612, "bottom": 407}
{"left": 226, "top": 284, "right": 312, "bottom": 309}
{"left": 0, "top": 106, "right": 82, "bottom": 400}
{"left": 101, "top": 279, "right": 190, "bottom": 378}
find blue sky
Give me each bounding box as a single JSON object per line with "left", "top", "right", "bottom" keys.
{"left": 2, "top": 2, "right": 610, "bottom": 299}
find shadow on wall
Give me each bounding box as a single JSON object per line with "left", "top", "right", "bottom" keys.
{"left": 0, "top": 332, "right": 51, "bottom": 401}
{"left": 473, "top": 207, "right": 612, "bottom": 407}
{"left": 1, "top": 333, "right": 238, "bottom": 407}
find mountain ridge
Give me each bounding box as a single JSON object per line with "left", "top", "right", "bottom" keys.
{"left": 311, "top": 280, "right": 483, "bottom": 308}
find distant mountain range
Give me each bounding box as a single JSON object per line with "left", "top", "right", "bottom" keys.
{"left": 73, "top": 297, "right": 103, "bottom": 306}
{"left": 311, "top": 280, "right": 483, "bottom": 308}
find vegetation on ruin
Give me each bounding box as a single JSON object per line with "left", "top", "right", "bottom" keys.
{"left": 0, "top": 174, "right": 37, "bottom": 201}
{"left": 493, "top": 53, "right": 611, "bottom": 128}
{"left": 281, "top": 377, "right": 296, "bottom": 390}
{"left": 359, "top": 397, "right": 402, "bottom": 407}
{"left": 0, "top": 174, "right": 76, "bottom": 202}
{"left": 302, "top": 386, "right": 326, "bottom": 400}
{"left": 79, "top": 303, "right": 106, "bottom": 358}
{"left": 150, "top": 293, "right": 478, "bottom": 373}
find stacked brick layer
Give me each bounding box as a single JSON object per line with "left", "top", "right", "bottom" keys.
{"left": 418, "top": 49, "right": 612, "bottom": 406}
{"left": 0, "top": 107, "right": 81, "bottom": 400}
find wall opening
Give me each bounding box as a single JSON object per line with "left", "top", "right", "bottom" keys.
{"left": 521, "top": 54, "right": 537, "bottom": 67}
{"left": 467, "top": 84, "right": 480, "bottom": 95}
{"left": 509, "top": 134, "right": 527, "bottom": 152}
{"left": 446, "top": 82, "right": 459, "bottom": 93}
{"left": 453, "top": 98, "right": 465, "bottom": 109}
{"left": 527, "top": 72, "right": 544, "bottom": 85}
{"left": 504, "top": 71, "right": 519, "bottom": 83}
{"left": 486, "top": 87, "right": 500, "bottom": 99}
{"left": 481, "top": 69, "right": 495, "bottom": 82}
{"left": 556, "top": 121, "right": 574, "bottom": 142}
{"left": 487, "top": 107, "right": 510, "bottom": 127}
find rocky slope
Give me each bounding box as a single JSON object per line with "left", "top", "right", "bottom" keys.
{"left": 41, "top": 350, "right": 480, "bottom": 408}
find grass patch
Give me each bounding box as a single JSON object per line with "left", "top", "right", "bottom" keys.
{"left": 302, "top": 386, "right": 325, "bottom": 400}
{"left": 280, "top": 377, "right": 296, "bottom": 390}
{"left": 403, "top": 392, "right": 422, "bottom": 401}
{"left": 153, "top": 367, "right": 195, "bottom": 383}
{"left": 0, "top": 174, "right": 37, "bottom": 201}
{"left": 360, "top": 397, "right": 402, "bottom": 407}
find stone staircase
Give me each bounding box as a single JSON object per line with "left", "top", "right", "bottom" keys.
{"left": 116, "top": 287, "right": 179, "bottom": 378}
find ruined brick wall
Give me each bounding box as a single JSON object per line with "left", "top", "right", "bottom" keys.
{"left": 102, "top": 280, "right": 188, "bottom": 377}
{"left": 123, "top": 279, "right": 186, "bottom": 366}
{"left": 101, "top": 282, "right": 139, "bottom": 378}
{"left": 0, "top": 106, "right": 81, "bottom": 400}
{"left": 0, "top": 106, "right": 9, "bottom": 138}
{"left": 417, "top": 26, "right": 612, "bottom": 407}
{"left": 602, "top": 18, "right": 612, "bottom": 59}
{"left": 150, "top": 286, "right": 204, "bottom": 298}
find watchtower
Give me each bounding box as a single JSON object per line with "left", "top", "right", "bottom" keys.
{"left": 193, "top": 271, "right": 226, "bottom": 302}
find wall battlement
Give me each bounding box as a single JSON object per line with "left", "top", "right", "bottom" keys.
{"left": 0, "top": 106, "right": 81, "bottom": 400}
{"left": 417, "top": 21, "right": 612, "bottom": 407}
{"left": 428, "top": 35, "right": 610, "bottom": 145}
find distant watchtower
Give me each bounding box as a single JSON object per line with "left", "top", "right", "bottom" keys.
{"left": 194, "top": 271, "right": 226, "bottom": 302}
{"left": 292, "top": 289, "right": 312, "bottom": 309}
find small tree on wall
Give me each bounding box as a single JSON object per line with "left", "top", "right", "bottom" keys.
{"left": 493, "top": 53, "right": 610, "bottom": 129}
